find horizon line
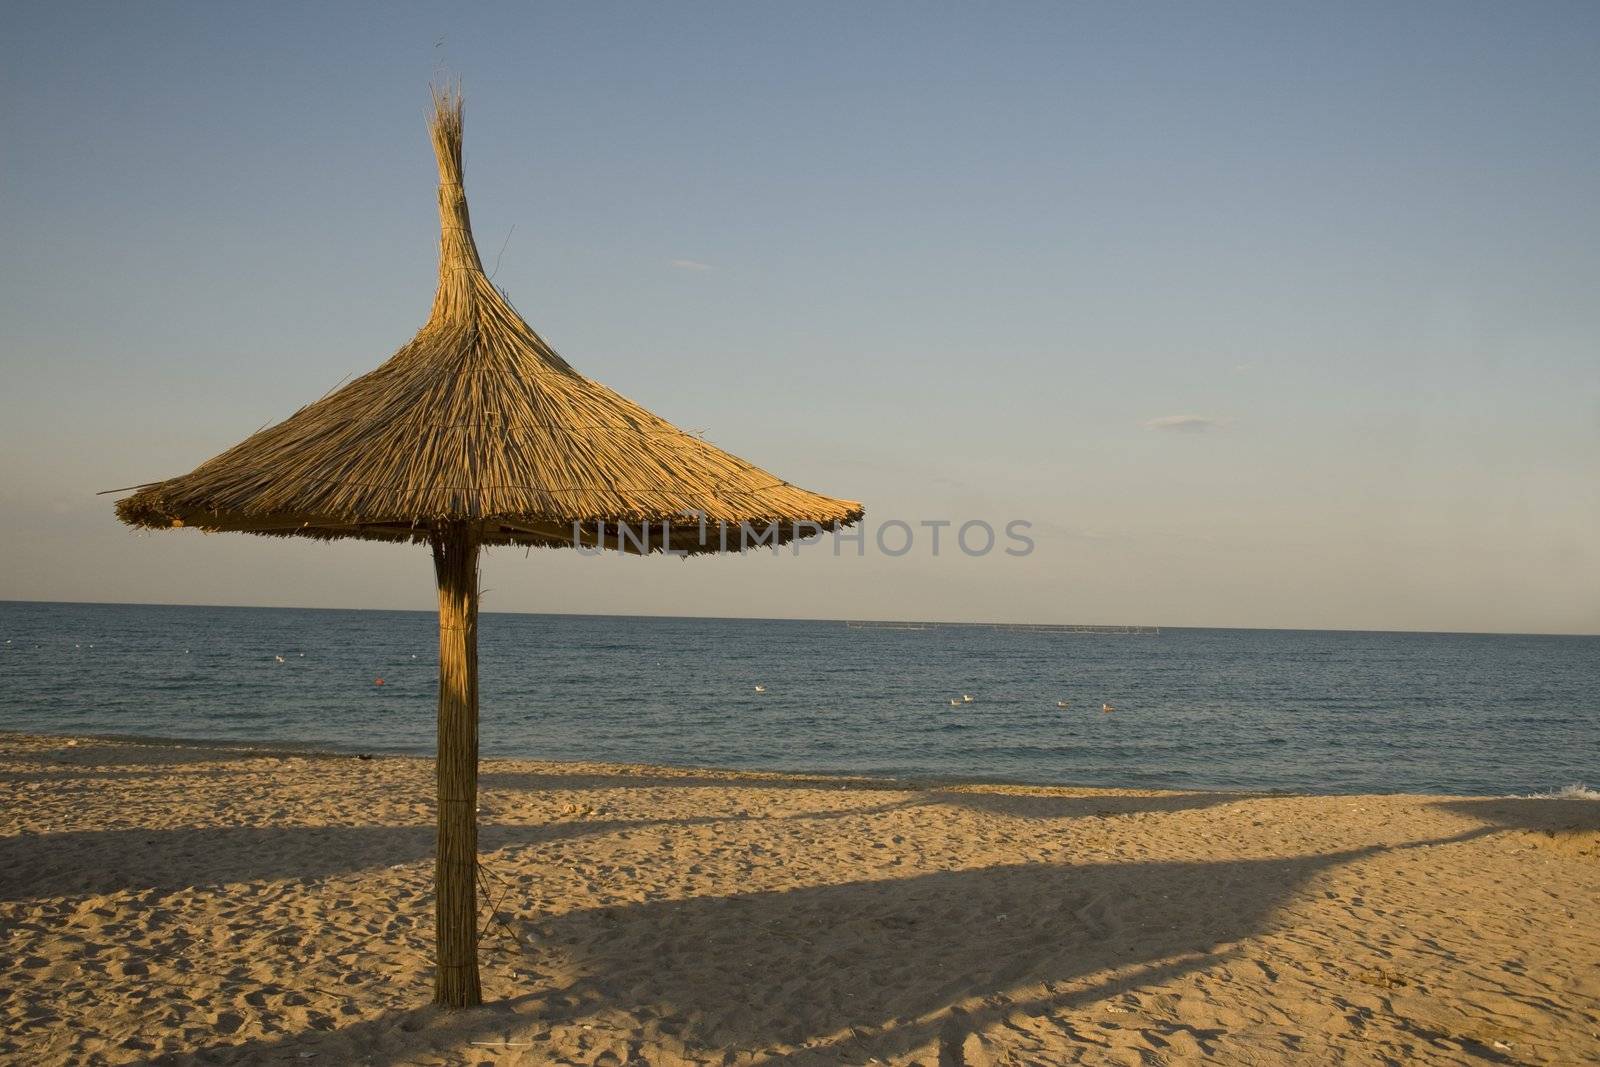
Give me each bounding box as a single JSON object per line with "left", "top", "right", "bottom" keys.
{"left": 1, "top": 597, "right": 1595, "bottom": 640}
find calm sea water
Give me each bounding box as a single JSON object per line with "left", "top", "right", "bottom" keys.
{"left": 0, "top": 600, "right": 1594, "bottom": 795}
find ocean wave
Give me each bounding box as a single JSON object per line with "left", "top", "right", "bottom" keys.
{"left": 1525, "top": 783, "right": 1600, "bottom": 800}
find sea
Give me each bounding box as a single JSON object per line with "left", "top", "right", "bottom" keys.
{"left": 0, "top": 600, "right": 1595, "bottom": 796}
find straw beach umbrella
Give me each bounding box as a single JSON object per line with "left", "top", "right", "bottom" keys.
{"left": 114, "top": 87, "right": 862, "bottom": 1008}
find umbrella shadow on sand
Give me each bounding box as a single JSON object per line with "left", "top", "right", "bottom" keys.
{"left": 1431, "top": 796, "right": 1599, "bottom": 833}
{"left": 1430, "top": 797, "right": 1599, "bottom": 859}
{"left": 480, "top": 768, "right": 925, "bottom": 794}
{"left": 151, "top": 825, "right": 1497, "bottom": 1066}
{"left": 482, "top": 768, "right": 1250, "bottom": 823}
{"left": 921, "top": 789, "right": 1249, "bottom": 820}
{"left": 0, "top": 789, "right": 1237, "bottom": 902}
{"left": 0, "top": 817, "right": 732, "bottom": 902}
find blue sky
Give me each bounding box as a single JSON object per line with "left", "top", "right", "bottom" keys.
{"left": 2, "top": 2, "right": 1596, "bottom": 632}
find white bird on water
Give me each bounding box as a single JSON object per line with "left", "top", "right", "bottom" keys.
{"left": 948, "top": 698, "right": 962, "bottom": 707}
{"left": 753, "top": 685, "right": 767, "bottom": 693}
{"left": 1102, "top": 703, "right": 1116, "bottom": 714}
{"left": 1057, "top": 699, "right": 1070, "bottom": 708}
{"left": 962, "top": 694, "right": 974, "bottom": 703}
{"left": 274, "top": 655, "right": 285, "bottom": 663}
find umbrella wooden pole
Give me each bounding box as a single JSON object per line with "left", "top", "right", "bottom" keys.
{"left": 431, "top": 522, "right": 483, "bottom": 1008}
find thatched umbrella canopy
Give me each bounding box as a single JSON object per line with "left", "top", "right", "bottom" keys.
{"left": 114, "top": 87, "right": 862, "bottom": 1008}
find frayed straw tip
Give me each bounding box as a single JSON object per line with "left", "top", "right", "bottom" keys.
{"left": 429, "top": 81, "right": 464, "bottom": 126}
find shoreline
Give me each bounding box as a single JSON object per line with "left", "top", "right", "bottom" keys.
{"left": 1, "top": 727, "right": 1272, "bottom": 798}
{"left": 0, "top": 727, "right": 1480, "bottom": 801}
{"left": 4, "top": 731, "right": 1597, "bottom": 1064}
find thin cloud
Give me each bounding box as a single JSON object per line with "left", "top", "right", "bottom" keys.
{"left": 1032, "top": 519, "right": 1124, "bottom": 543}
{"left": 669, "top": 259, "right": 713, "bottom": 272}
{"left": 1143, "top": 415, "right": 1230, "bottom": 433}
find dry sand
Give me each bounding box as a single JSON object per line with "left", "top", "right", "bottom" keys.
{"left": 1, "top": 732, "right": 1596, "bottom": 1066}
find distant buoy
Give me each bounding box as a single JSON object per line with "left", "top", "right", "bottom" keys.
{"left": 374, "top": 678, "right": 385, "bottom": 686}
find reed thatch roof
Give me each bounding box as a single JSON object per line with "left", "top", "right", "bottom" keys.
{"left": 115, "top": 89, "right": 861, "bottom": 555}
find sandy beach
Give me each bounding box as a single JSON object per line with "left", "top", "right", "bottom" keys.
{"left": 1, "top": 732, "right": 1595, "bottom": 1066}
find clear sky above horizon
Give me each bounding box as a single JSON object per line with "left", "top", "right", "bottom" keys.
{"left": 2, "top": 2, "right": 1596, "bottom": 633}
